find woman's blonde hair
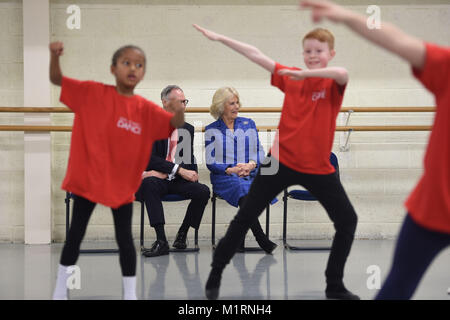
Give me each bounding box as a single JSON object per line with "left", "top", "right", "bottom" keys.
{"left": 210, "top": 87, "right": 241, "bottom": 120}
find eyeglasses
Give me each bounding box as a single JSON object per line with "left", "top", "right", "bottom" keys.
{"left": 169, "top": 98, "right": 189, "bottom": 105}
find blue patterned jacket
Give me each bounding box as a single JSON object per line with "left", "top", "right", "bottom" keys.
{"left": 205, "top": 117, "right": 276, "bottom": 207}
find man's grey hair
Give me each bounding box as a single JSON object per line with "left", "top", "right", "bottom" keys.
{"left": 161, "top": 85, "right": 183, "bottom": 101}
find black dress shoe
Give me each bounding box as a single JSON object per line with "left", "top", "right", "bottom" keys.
{"left": 172, "top": 231, "right": 187, "bottom": 249}
{"left": 326, "top": 288, "right": 360, "bottom": 300}
{"left": 142, "top": 240, "right": 169, "bottom": 257}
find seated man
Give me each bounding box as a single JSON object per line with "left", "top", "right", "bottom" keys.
{"left": 138, "top": 85, "right": 210, "bottom": 257}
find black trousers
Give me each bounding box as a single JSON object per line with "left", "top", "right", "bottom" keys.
{"left": 212, "top": 156, "right": 358, "bottom": 285}
{"left": 140, "top": 177, "right": 210, "bottom": 230}
{"left": 60, "top": 195, "right": 136, "bottom": 276}
{"left": 376, "top": 214, "right": 450, "bottom": 299}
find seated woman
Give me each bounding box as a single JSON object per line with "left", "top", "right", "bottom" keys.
{"left": 205, "top": 87, "right": 277, "bottom": 254}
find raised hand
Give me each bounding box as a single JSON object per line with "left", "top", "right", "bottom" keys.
{"left": 301, "top": 0, "right": 426, "bottom": 69}
{"left": 193, "top": 23, "right": 276, "bottom": 73}
{"left": 49, "top": 41, "right": 64, "bottom": 86}
{"left": 49, "top": 41, "right": 64, "bottom": 57}
{"left": 300, "top": 0, "right": 351, "bottom": 23}
{"left": 193, "top": 24, "right": 222, "bottom": 41}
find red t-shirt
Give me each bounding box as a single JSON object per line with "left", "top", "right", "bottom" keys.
{"left": 270, "top": 62, "right": 346, "bottom": 174}
{"left": 60, "top": 76, "right": 174, "bottom": 208}
{"left": 405, "top": 43, "right": 450, "bottom": 234}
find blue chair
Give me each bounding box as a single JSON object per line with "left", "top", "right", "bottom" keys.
{"left": 282, "top": 152, "right": 339, "bottom": 251}
{"left": 211, "top": 192, "right": 271, "bottom": 251}
{"left": 137, "top": 193, "right": 200, "bottom": 254}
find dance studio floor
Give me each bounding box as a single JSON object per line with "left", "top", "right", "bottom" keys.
{"left": 0, "top": 240, "right": 449, "bottom": 300}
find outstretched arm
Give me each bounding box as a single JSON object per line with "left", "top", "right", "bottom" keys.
{"left": 49, "top": 41, "right": 64, "bottom": 86}
{"left": 300, "top": 0, "right": 426, "bottom": 69}
{"left": 193, "top": 24, "right": 276, "bottom": 73}
{"left": 278, "top": 66, "right": 348, "bottom": 85}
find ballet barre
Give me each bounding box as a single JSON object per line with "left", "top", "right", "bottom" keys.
{"left": 0, "top": 106, "right": 437, "bottom": 113}
{"left": 0, "top": 106, "right": 435, "bottom": 151}
{"left": 0, "top": 125, "right": 433, "bottom": 132}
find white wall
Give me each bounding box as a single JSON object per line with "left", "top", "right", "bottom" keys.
{"left": 0, "top": 0, "right": 24, "bottom": 242}
{"left": 1, "top": 0, "right": 449, "bottom": 243}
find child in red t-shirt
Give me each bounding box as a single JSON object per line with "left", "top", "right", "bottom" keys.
{"left": 300, "top": 0, "right": 450, "bottom": 299}
{"left": 49, "top": 42, "right": 184, "bottom": 300}
{"left": 194, "top": 25, "right": 359, "bottom": 300}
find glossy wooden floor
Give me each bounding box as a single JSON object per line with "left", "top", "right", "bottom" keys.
{"left": 0, "top": 240, "right": 449, "bottom": 300}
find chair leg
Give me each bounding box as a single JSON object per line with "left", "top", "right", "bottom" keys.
{"left": 140, "top": 200, "right": 145, "bottom": 251}
{"left": 65, "top": 192, "right": 70, "bottom": 243}
{"left": 283, "top": 189, "right": 288, "bottom": 248}
{"left": 194, "top": 228, "right": 199, "bottom": 249}
{"left": 282, "top": 189, "right": 331, "bottom": 251}
{"left": 211, "top": 194, "right": 216, "bottom": 249}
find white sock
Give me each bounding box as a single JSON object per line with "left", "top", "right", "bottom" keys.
{"left": 122, "top": 276, "right": 137, "bottom": 300}
{"left": 53, "top": 264, "right": 70, "bottom": 300}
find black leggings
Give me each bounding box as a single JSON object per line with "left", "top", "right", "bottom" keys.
{"left": 60, "top": 195, "right": 136, "bottom": 276}
{"left": 376, "top": 214, "right": 450, "bottom": 299}
{"left": 212, "top": 156, "right": 358, "bottom": 285}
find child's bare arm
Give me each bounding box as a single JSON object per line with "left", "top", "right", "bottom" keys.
{"left": 300, "top": 0, "right": 426, "bottom": 69}
{"left": 193, "top": 24, "right": 276, "bottom": 73}
{"left": 49, "top": 41, "right": 64, "bottom": 86}
{"left": 278, "top": 67, "right": 348, "bottom": 85}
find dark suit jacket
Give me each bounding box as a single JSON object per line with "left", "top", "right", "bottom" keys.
{"left": 145, "top": 122, "right": 198, "bottom": 175}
